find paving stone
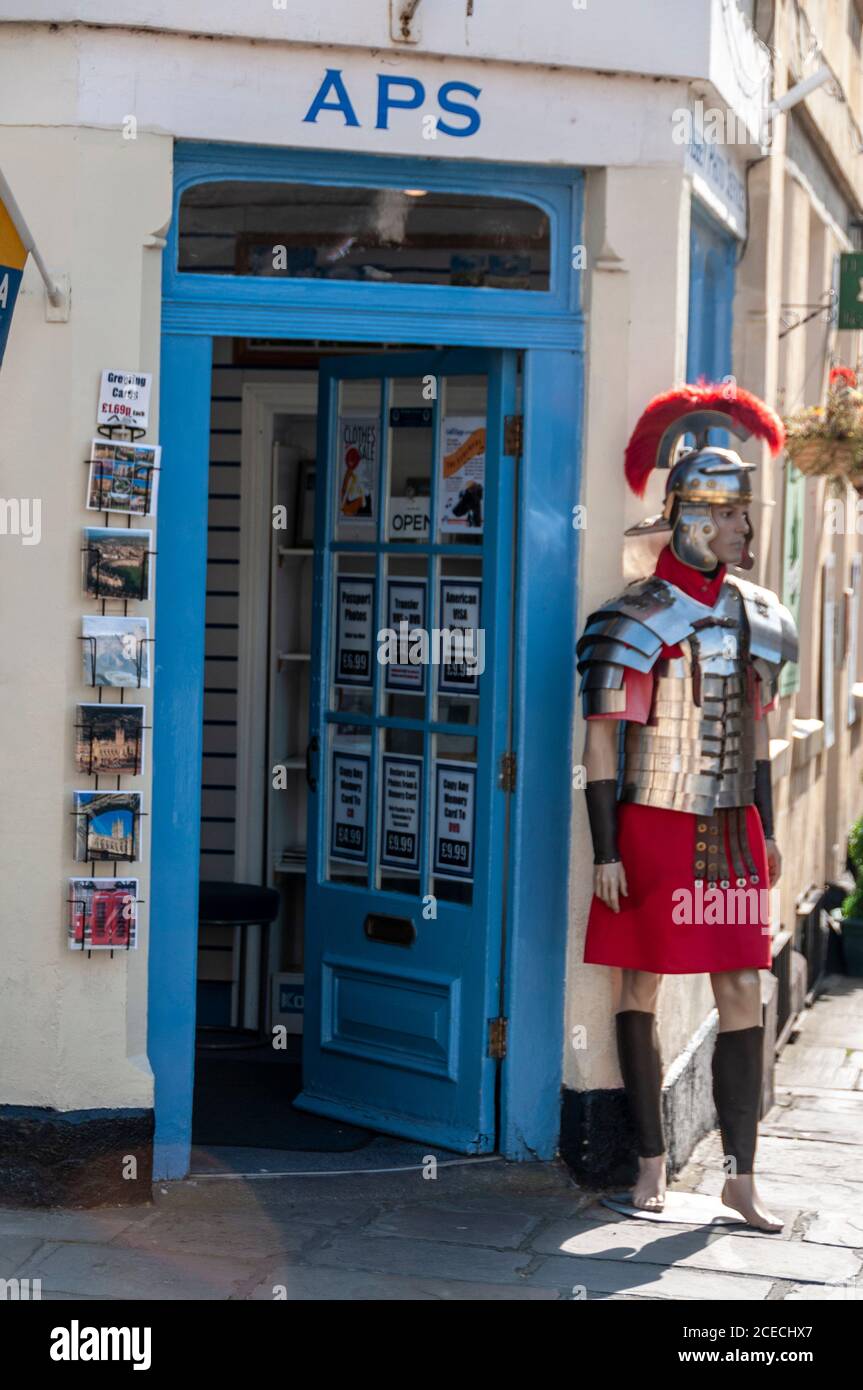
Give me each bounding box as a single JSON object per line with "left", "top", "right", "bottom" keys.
{"left": 802, "top": 1211, "right": 863, "bottom": 1248}
{"left": 530, "top": 1217, "right": 860, "bottom": 1283}
{"left": 775, "top": 1047, "right": 862, "bottom": 1089}
{"left": 692, "top": 1172, "right": 859, "bottom": 1216}
{"left": 306, "top": 1232, "right": 532, "bottom": 1284}
{"left": 363, "top": 1202, "right": 540, "bottom": 1248}
{"left": 118, "top": 1210, "right": 324, "bottom": 1260}
{"left": 783, "top": 1283, "right": 863, "bottom": 1300}
{"left": 774, "top": 1089, "right": 863, "bottom": 1113}
{"left": 761, "top": 1108, "right": 863, "bottom": 1143}
{"left": 12, "top": 1242, "right": 263, "bottom": 1301}
{"left": 0, "top": 1207, "right": 149, "bottom": 1242}
{"left": 526, "top": 1254, "right": 773, "bottom": 1300}
{"left": 249, "top": 1265, "right": 558, "bottom": 1300}
{"left": 0, "top": 1238, "right": 46, "bottom": 1275}
{"left": 696, "top": 1131, "right": 863, "bottom": 1184}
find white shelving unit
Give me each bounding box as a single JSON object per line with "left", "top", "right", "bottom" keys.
{"left": 266, "top": 435, "right": 317, "bottom": 978}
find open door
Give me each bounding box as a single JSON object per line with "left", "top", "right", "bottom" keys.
{"left": 295, "top": 349, "right": 519, "bottom": 1152}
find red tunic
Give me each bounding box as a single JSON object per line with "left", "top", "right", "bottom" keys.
{"left": 582, "top": 547, "right": 773, "bottom": 975}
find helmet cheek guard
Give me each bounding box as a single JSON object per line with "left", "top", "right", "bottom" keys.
{"left": 670, "top": 502, "right": 719, "bottom": 572}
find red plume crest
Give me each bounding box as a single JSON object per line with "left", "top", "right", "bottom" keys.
{"left": 623, "top": 383, "right": 785, "bottom": 498}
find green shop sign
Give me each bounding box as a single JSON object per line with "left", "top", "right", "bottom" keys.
{"left": 838, "top": 252, "right": 863, "bottom": 330}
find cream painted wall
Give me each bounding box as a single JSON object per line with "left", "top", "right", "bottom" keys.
{"left": 565, "top": 164, "right": 715, "bottom": 1094}
{"left": 0, "top": 126, "right": 172, "bottom": 1109}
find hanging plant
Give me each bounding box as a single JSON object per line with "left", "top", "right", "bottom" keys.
{"left": 783, "top": 367, "right": 863, "bottom": 488}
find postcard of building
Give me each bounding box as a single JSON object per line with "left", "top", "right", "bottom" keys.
{"left": 76, "top": 703, "right": 146, "bottom": 775}
{"left": 82, "top": 526, "right": 152, "bottom": 601}
{"left": 67, "top": 877, "right": 138, "bottom": 951}
{"left": 73, "top": 790, "right": 142, "bottom": 863}
{"left": 81, "top": 615, "right": 150, "bottom": 687}
{"left": 86, "top": 439, "right": 161, "bottom": 517}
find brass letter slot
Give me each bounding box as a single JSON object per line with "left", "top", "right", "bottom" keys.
{"left": 363, "top": 913, "right": 416, "bottom": 947}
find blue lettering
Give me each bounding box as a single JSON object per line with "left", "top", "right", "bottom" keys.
{"left": 436, "top": 81, "right": 481, "bottom": 138}
{"left": 303, "top": 68, "right": 361, "bottom": 127}
{"left": 375, "top": 75, "right": 425, "bottom": 129}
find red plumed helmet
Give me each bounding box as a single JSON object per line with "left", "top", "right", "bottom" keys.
{"left": 623, "top": 383, "right": 785, "bottom": 498}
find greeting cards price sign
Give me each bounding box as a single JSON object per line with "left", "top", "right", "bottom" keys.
{"left": 432, "top": 760, "right": 476, "bottom": 881}
{"left": 330, "top": 752, "right": 370, "bottom": 865}
{"left": 97, "top": 370, "right": 152, "bottom": 432}
{"left": 379, "top": 755, "right": 423, "bottom": 873}
{"left": 334, "top": 575, "right": 376, "bottom": 687}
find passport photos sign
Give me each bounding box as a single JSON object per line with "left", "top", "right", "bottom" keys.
{"left": 0, "top": 195, "right": 27, "bottom": 368}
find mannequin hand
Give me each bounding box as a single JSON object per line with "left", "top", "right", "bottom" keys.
{"left": 764, "top": 838, "right": 782, "bottom": 887}
{"left": 594, "top": 860, "right": 628, "bottom": 913}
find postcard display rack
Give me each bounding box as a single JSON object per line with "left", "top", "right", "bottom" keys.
{"left": 69, "top": 374, "right": 157, "bottom": 956}
{"left": 267, "top": 438, "right": 316, "bottom": 987}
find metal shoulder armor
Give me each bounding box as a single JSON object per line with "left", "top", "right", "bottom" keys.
{"left": 727, "top": 575, "right": 799, "bottom": 702}
{"left": 576, "top": 576, "right": 716, "bottom": 717}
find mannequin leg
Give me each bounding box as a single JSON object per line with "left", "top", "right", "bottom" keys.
{"left": 709, "top": 970, "right": 782, "bottom": 1232}
{"left": 617, "top": 970, "right": 666, "bottom": 1209}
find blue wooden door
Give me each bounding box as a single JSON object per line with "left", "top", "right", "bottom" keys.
{"left": 296, "top": 348, "right": 517, "bottom": 1151}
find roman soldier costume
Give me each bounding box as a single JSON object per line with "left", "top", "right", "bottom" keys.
{"left": 577, "top": 384, "right": 799, "bottom": 1188}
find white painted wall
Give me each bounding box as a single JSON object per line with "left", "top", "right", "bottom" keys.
{"left": 0, "top": 0, "right": 765, "bottom": 112}
{"left": 0, "top": 25, "right": 701, "bottom": 169}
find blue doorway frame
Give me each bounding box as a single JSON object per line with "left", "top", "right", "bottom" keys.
{"left": 150, "top": 141, "right": 584, "bottom": 1178}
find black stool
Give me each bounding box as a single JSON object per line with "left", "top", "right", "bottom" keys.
{"left": 197, "top": 881, "right": 281, "bottom": 1050}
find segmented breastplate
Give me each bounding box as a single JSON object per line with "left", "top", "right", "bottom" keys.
{"left": 621, "top": 584, "right": 755, "bottom": 816}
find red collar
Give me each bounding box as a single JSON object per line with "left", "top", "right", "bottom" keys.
{"left": 654, "top": 544, "right": 726, "bottom": 606}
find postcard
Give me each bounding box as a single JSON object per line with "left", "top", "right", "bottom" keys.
{"left": 81, "top": 615, "right": 150, "bottom": 687}
{"left": 75, "top": 703, "right": 145, "bottom": 775}
{"left": 73, "top": 790, "right": 141, "bottom": 863}
{"left": 68, "top": 877, "right": 138, "bottom": 950}
{"left": 86, "top": 438, "right": 160, "bottom": 517}
{"left": 82, "top": 526, "right": 152, "bottom": 601}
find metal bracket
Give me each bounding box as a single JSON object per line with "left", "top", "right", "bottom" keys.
{"left": 391, "top": 0, "right": 422, "bottom": 42}
{"left": 45, "top": 271, "right": 70, "bottom": 322}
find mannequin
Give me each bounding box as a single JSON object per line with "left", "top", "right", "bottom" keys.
{"left": 577, "top": 384, "right": 798, "bottom": 1233}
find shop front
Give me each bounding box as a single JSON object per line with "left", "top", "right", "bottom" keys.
{"left": 149, "top": 142, "right": 583, "bottom": 1178}
{"left": 0, "top": 13, "right": 768, "bottom": 1203}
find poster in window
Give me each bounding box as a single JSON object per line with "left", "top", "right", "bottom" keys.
{"left": 439, "top": 416, "right": 485, "bottom": 535}
{"left": 384, "top": 578, "right": 427, "bottom": 693}
{"left": 330, "top": 752, "right": 370, "bottom": 864}
{"left": 437, "top": 579, "right": 482, "bottom": 696}
{"left": 337, "top": 417, "right": 377, "bottom": 530}
{"left": 433, "top": 759, "right": 476, "bottom": 881}
{"left": 334, "top": 575, "right": 376, "bottom": 687}
{"left": 379, "top": 755, "right": 423, "bottom": 873}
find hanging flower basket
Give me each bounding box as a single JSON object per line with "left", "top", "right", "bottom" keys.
{"left": 784, "top": 434, "right": 862, "bottom": 476}
{"left": 783, "top": 369, "right": 863, "bottom": 484}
